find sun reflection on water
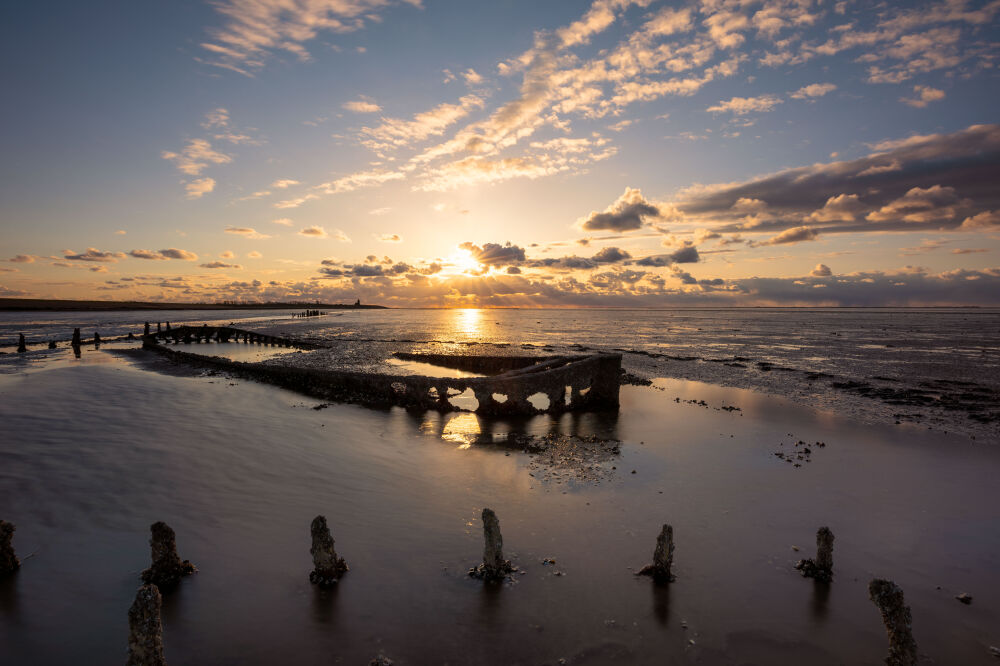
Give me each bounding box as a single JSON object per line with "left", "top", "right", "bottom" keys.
{"left": 452, "top": 308, "right": 483, "bottom": 338}
{"left": 440, "top": 413, "right": 482, "bottom": 448}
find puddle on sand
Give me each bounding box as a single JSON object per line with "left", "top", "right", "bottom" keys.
{"left": 166, "top": 341, "right": 300, "bottom": 363}
{"left": 384, "top": 357, "right": 484, "bottom": 379}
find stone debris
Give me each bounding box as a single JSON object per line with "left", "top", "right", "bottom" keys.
{"left": 795, "top": 526, "right": 834, "bottom": 582}
{"left": 309, "top": 515, "right": 348, "bottom": 587}
{"left": 636, "top": 524, "right": 675, "bottom": 583}
{"left": 126, "top": 584, "right": 167, "bottom": 666}
{"left": 140, "top": 522, "right": 196, "bottom": 589}
{"left": 469, "top": 508, "right": 515, "bottom": 581}
{"left": 0, "top": 520, "right": 20, "bottom": 575}
{"left": 868, "top": 578, "right": 918, "bottom": 666}
{"left": 17, "top": 334, "right": 26, "bottom": 353}
{"left": 988, "top": 645, "right": 1000, "bottom": 658}
{"left": 368, "top": 656, "right": 393, "bottom": 665}
{"left": 955, "top": 592, "right": 972, "bottom": 605}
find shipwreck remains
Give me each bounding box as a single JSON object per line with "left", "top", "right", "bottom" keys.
{"left": 470, "top": 508, "right": 515, "bottom": 580}
{"left": 140, "top": 325, "right": 622, "bottom": 416}
{"left": 795, "top": 526, "right": 834, "bottom": 582}
{"left": 309, "top": 515, "right": 348, "bottom": 587}
{"left": 0, "top": 520, "right": 19, "bottom": 575}
{"left": 127, "top": 584, "right": 167, "bottom": 666}
{"left": 868, "top": 578, "right": 918, "bottom": 666}
{"left": 637, "top": 524, "right": 675, "bottom": 583}
{"left": 141, "top": 522, "right": 196, "bottom": 589}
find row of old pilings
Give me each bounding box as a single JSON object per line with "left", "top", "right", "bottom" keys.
{"left": 13, "top": 328, "right": 94, "bottom": 352}
{"left": 0, "top": 517, "right": 924, "bottom": 665}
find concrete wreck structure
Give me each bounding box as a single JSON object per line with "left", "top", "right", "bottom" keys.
{"left": 141, "top": 326, "right": 622, "bottom": 416}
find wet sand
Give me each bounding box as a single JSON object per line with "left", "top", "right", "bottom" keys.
{"left": 1, "top": 345, "right": 998, "bottom": 664}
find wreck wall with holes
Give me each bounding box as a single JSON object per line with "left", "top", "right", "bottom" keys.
{"left": 141, "top": 328, "right": 621, "bottom": 415}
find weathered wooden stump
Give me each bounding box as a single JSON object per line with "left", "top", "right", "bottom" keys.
{"left": 637, "top": 524, "right": 674, "bottom": 582}
{"left": 94, "top": 332, "right": 101, "bottom": 347}
{"left": 72, "top": 328, "right": 82, "bottom": 346}
{"left": 469, "top": 508, "right": 514, "bottom": 580}
{"left": 17, "top": 334, "right": 27, "bottom": 353}
{"left": 795, "top": 526, "right": 834, "bottom": 582}
{"left": 309, "top": 515, "right": 348, "bottom": 587}
{"left": 140, "top": 522, "right": 196, "bottom": 589}
{"left": 126, "top": 584, "right": 167, "bottom": 666}
{"left": 868, "top": 578, "right": 918, "bottom": 666}
{"left": 0, "top": 520, "right": 20, "bottom": 576}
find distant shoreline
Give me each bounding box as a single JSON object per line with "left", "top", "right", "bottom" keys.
{"left": 0, "top": 298, "right": 388, "bottom": 312}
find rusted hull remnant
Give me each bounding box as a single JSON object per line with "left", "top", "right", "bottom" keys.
{"left": 140, "top": 327, "right": 621, "bottom": 416}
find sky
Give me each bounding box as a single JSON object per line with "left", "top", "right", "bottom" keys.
{"left": 1, "top": 0, "right": 999, "bottom": 307}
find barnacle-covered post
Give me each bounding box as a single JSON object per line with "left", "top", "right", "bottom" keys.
{"left": 868, "top": 578, "right": 918, "bottom": 666}
{"left": 126, "top": 584, "right": 167, "bottom": 666}
{"left": 470, "top": 508, "right": 514, "bottom": 580}
{"left": 309, "top": 515, "right": 348, "bottom": 587}
{"left": 0, "top": 520, "right": 19, "bottom": 576}
{"left": 140, "top": 522, "right": 196, "bottom": 589}
{"left": 795, "top": 526, "right": 834, "bottom": 582}
{"left": 637, "top": 524, "right": 674, "bottom": 582}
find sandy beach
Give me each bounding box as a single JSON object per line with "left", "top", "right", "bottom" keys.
{"left": 2, "top": 322, "right": 998, "bottom": 664}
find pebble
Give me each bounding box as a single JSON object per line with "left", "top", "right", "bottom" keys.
{"left": 955, "top": 592, "right": 973, "bottom": 605}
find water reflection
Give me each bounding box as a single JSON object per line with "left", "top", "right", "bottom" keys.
{"left": 810, "top": 581, "right": 831, "bottom": 622}
{"left": 452, "top": 309, "right": 483, "bottom": 338}
{"left": 418, "top": 409, "right": 621, "bottom": 450}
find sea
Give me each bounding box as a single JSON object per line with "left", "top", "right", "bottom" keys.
{"left": 1, "top": 308, "right": 998, "bottom": 664}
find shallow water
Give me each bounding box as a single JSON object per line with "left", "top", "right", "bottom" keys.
{"left": 1, "top": 344, "right": 999, "bottom": 664}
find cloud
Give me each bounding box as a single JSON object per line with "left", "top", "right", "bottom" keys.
{"left": 359, "top": 95, "right": 485, "bottom": 153}
{"left": 247, "top": 251, "right": 263, "bottom": 259}
{"left": 62, "top": 248, "right": 125, "bottom": 263}
{"left": 591, "top": 246, "right": 632, "bottom": 263}
{"left": 200, "top": 261, "right": 243, "bottom": 269}
{"left": 672, "top": 124, "right": 1000, "bottom": 235}
{"left": 633, "top": 245, "right": 700, "bottom": 266}
{"left": 900, "top": 85, "right": 946, "bottom": 108}
{"left": 219, "top": 251, "right": 235, "bottom": 259}
{"left": 128, "top": 249, "right": 167, "bottom": 260}
{"left": 961, "top": 210, "right": 1000, "bottom": 230}
{"left": 459, "top": 241, "right": 526, "bottom": 266}
{"left": 580, "top": 188, "right": 660, "bottom": 232}
{"left": 299, "top": 226, "right": 351, "bottom": 241}
{"left": 790, "top": 83, "right": 836, "bottom": 99}
{"left": 9, "top": 255, "right": 35, "bottom": 263}
{"left": 185, "top": 177, "right": 217, "bottom": 199}
{"left": 759, "top": 225, "right": 819, "bottom": 245}
{"left": 462, "top": 68, "right": 483, "bottom": 85}
{"left": 159, "top": 248, "right": 198, "bottom": 260}
{"left": 225, "top": 226, "right": 271, "bottom": 239}
{"left": 343, "top": 99, "right": 382, "bottom": 113}
{"left": 272, "top": 218, "right": 294, "bottom": 226}
{"left": 270, "top": 179, "right": 299, "bottom": 188}
{"left": 316, "top": 169, "right": 405, "bottom": 195}
{"left": 707, "top": 94, "right": 782, "bottom": 115}
{"left": 274, "top": 194, "right": 320, "bottom": 209}
{"left": 115, "top": 230, "right": 127, "bottom": 235}
{"left": 199, "top": 0, "right": 421, "bottom": 75}
{"left": 811, "top": 263, "right": 832, "bottom": 277}
{"left": 162, "top": 140, "right": 232, "bottom": 176}
{"left": 376, "top": 233, "right": 402, "bottom": 242}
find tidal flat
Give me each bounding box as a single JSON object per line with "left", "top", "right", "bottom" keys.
{"left": 1, "top": 309, "right": 999, "bottom": 664}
